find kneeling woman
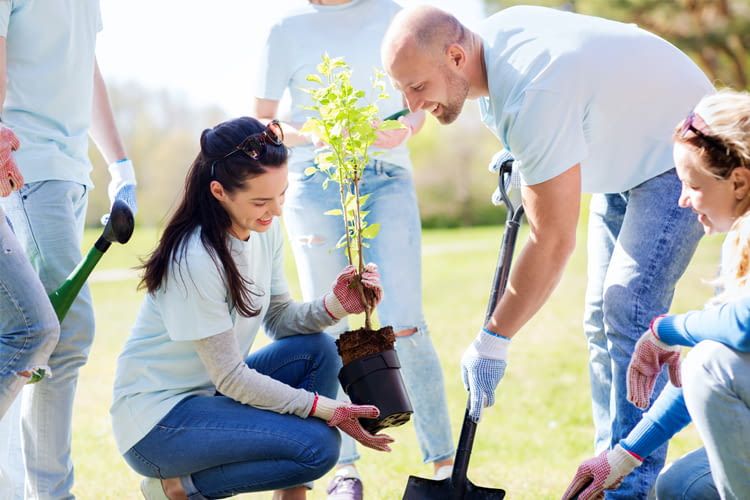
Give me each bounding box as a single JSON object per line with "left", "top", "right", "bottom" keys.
{"left": 111, "top": 117, "right": 392, "bottom": 500}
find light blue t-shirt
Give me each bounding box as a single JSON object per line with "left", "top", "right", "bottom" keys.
{"left": 0, "top": 0, "right": 102, "bottom": 187}
{"left": 110, "top": 221, "right": 289, "bottom": 453}
{"left": 256, "top": 0, "right": 412, "bottom": 169}
{"left": 478, "top": 6, "right": 714, "bottom": 193}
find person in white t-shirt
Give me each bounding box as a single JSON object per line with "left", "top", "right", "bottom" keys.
{"left": 111, "top": 117, "right": 393, "bottom": 500}
{"left": 254, "top": 1, "right": 455, "bottom": 497}
{"left": 382, "top": 5, "right": 714, "bottom": 497}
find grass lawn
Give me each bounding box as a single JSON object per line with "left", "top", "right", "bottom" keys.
{"left": 69, "top": 221, "right": 722, "bottom": 499}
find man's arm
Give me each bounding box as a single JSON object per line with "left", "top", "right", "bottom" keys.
{"left": 486, "top": 164, "right": 581, "bottom": 337}
{"left": 89, "top": 58, "right": 126, "bottom": 163}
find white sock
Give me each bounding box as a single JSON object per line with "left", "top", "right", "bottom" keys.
{"left": 433, "top": 464, "right": 453, "bottom": 480}
{"left": 335, "top": 465, "right": 360, "bottom": 480}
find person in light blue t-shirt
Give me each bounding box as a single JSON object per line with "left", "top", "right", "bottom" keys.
{"left": 382, "top": 5, "right": 714, "bottom": 497}
{"left": 0, "top": 2, "right": 137, "bottom": 498}
{"left": 564, "top": 89, "right": 750, "bottom": 500}
{"left": 255, "top": 1, "right": 455, "bottom": 497}
{"left": 112, "top": 117, "right": 394, "bottom": 500}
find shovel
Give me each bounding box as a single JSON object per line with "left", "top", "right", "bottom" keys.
{"left": 27, "top": 200, "right": 134, "bottom": 384}
{"left": 48, "top": 198, "right": 134, "bottom": 321}
{"left": 403, "top": 152, "right": 523, "bottom": 499}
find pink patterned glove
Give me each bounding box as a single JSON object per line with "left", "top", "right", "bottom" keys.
{"left": 627, "top": 316, "right": 682, "bottom": 409}
{"left": 562, "top": 445, "right": 642, "bottom": 500}
{"left": 372, "top": 118, "right": 412, "bottom": 149}
{"left": 0, "top": 125, "right": 23, "bottom": 197}
{"left": 323, "top": 263, "right": 383, "bottom": 320}
{"left": 309, "top": 394, "right": 394, "bottom": 452}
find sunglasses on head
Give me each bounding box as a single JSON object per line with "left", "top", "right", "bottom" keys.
{"left": 211, "top": 120, "right": 285, "bottom": 177}
{"left": 679, "top": 111, "right": 725, "bottom": 151}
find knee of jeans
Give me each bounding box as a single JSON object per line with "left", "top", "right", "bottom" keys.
{"left": 655, "top": 459, "right": 715, "bottom": 500}
{"left": 302, "top": 421, "right": 341, "bottom": 474}
{"left": 307, "top": 333, "right": 341, "bottom": 394}
{"left": 602, "top": 284, "right": 640, "bottom": 341}
{"left": 682, "top": 341, "right": 735, "bottom": 407}
{"left": 295, "top": 233, "right": 327, "bottom": 247}
{"left": 37, "top": 319, "right": 61, "bottom": 357}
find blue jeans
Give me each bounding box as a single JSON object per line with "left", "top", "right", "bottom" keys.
{"left": 583, "top": 169, "right": 703, "bottom": 499}
{"left": 0, "top": 181, "right": 93, "bottom": 500}
{"left": 0, "top": 208, "right": 59, "bottom": 419}
{"left": 655, "top": 341, "right": 750, "bottom": 499}
{"left": 123, "top": 334, "right": 341, "bottom": 499}
{"left": 284, "top": 159, "right": 454, "bottom": 465}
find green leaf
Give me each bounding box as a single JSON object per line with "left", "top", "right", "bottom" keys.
{"left": 306, "top": 74, "right": 323, "bottom": 84}
{"left": 324, "top": 208, "right": 343, "bottom": 216}
{"left": 361, "top": 223, "right": 381, "bottom": 240}
{"left": 304, "top": 167, "right": 318, "bottom": 176}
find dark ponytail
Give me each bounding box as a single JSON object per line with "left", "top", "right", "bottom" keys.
{"left": 139, "top": 117, "right": 288, "bottom": 317}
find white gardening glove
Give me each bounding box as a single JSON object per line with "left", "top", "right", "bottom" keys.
{"left": 562, "top": 444, "right": 643, "bottom": 500}
{"left": 460, "top": 327, "right": 510, "bottom": 422}
{"left": 107, "top": 159, "right": 137, "bottom": 215}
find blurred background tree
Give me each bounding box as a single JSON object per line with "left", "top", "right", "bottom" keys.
{"left": 88, "top": 1, "right": 749, "bottom": 230}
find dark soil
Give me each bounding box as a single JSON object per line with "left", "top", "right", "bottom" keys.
{"left": 336, "top": 326, "right": 395, "bottom": 365}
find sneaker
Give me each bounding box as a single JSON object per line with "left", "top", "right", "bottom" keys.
{"left": 140, "top": 477, "right": 169, "bottom": 500}
{"left": 433, "top": 464, "right": 453, "bottom": 481}
{"left": 326, "top": 474, "right": 363, "bottom": 500}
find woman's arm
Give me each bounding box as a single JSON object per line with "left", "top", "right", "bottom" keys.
{"left": 262, "top": 293, "right": 336, "bottom": 340}
{"left": 620, "top": 384, "right": 692, "bottom": 459}
{"left": 194, "top": 329, "right": 313, "bottom": 416}
{"left": 253, "top": 98, "right": 313, "bottom": 148}
{"left": 657, "top": 296, "right": 750, "bottom": 351}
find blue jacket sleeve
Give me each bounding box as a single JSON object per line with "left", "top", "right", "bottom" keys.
{"left": 620, "top": 384, "right": 692, "bottom": 459}
{"left": 656, "top": 296, "right": 750, "bottom": 352}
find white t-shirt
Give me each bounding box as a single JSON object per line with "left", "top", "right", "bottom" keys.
{"left": 478, "top": 6, "right": 714, "bottom": 193}
{"left": 110, "top": 221, "right": 289, "bottom": 453}
{"left": 0, "top": 0, "right": 102, "bottom": 187}
{"left": 255, "top": 0, "right": 411, "bottom": 169}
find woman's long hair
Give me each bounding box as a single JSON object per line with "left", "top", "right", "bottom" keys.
{"left": 139, "top": 116, "right": 288, "bottom": 317}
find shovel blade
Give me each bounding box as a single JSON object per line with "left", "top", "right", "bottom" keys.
{"left": 402, "top": 475, "right": 505, "bottom": 500}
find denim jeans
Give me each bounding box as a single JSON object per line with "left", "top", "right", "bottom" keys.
{"left": 123, "top": 333, "right": 341, "bottom": 499}
{"left": 0, "top": 180, "right": 93, "bottom": 500}
{"left": 283, "top": 159, "right": 454, "bottom": 465}
{"left": 0, "top": 207, "right": 59, "bottom": 418}
{"left": 654, "top": 341, "right": 750, "bottom": 499}
{"left": 583, "top": 169, "right": 703, "bottom": 499}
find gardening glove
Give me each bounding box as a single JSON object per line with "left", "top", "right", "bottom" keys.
{"left": 0, "top": 125, "right": 23, "bottom": 197}
{"left": 562, "top": 444, "right": 642, "bottom": 500}
{"left": 372, "top": 117, "right": 412, "bottom": 149}
{"left": 107, "top": 159, "right": 138, "bottom": 215}
{"left": 309, "top": 394, "right": 394, "bottom": 452}
{"left": 461, "top": 327, "right": 510, "bottom": 422}
{"left": 323, "top": 263, "right": 383, "bottom": 320}
{"left": 627, "top": 315, "right": 682, "bottom": 410}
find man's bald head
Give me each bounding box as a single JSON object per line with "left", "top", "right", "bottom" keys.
{"left": 382, "top": 6, "right": 467, "bottom": 67}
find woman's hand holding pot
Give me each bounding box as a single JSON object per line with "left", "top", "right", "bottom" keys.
{"left": 324, "top": 263, "right": 383, "bottom": 319}
{"left": 309, "top": 394, "right": 394, "bottom": 452}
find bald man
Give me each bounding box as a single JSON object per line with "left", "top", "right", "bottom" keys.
{"left": 383, "top": 5, "right": 713, "bottom": 499}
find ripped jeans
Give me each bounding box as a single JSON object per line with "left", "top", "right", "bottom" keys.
{"left": 0, "top": 207, "right": 59, "bottom": 419}
{"left": 284, "top": 159, "right": 454, "bottom": 465}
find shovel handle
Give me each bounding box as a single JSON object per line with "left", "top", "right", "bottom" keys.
{"left": 453, "top": 162, "right": 524, "bottom": 492}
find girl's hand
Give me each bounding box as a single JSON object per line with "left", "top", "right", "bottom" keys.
{"left": 324, "top": 263, "right": 383, "bottom": 320}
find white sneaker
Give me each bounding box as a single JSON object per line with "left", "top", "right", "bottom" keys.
{"left": 140, "top": 477, "right": 169, "bottom": 500}
{"left": 432, "top": 464, "right": 453, "bottom": 481}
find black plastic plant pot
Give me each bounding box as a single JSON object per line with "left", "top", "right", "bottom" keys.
{"left": 338, "top": 349, "right": 413, "bottom": 434}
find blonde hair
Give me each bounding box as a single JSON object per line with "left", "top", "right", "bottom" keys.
{"left": 675, "top": 89, "right": 750, "bottom": 179}
{"left": 711, "top": 213, "right": 750, "bottom": 305}
{"left": 690, "top": 89, "right": 750, "bottom": 303}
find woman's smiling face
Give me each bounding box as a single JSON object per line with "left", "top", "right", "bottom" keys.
{"left": 211, "top": 164, "right": 288, "bottom": 240}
